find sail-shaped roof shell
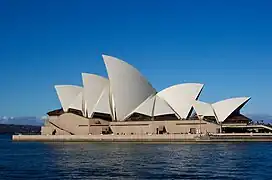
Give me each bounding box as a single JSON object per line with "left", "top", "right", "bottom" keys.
{"left": 55, "top": 85, "right": 83, "bottom": 112}
{"left": 82, "top": 73, "right": 109, "bottom": 118}
{"left": 157, "top": 83, "right": 204, "bottom": 119}
{"left": 103, "top": 55, "right": 157, "bottom": 121}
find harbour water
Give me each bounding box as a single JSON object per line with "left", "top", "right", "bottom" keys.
{"left": 1, "top": 135, "right": 272, "bottom": 179}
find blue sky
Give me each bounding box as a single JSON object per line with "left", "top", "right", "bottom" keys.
{"left": 0, "top": 0, "right": 271, "bottom": 117}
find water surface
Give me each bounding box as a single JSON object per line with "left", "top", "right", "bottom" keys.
{"left": 0, "top": 135, "right": 272, "bottom": 179}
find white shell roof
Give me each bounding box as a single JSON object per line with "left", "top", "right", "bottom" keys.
{"left": 69, "top": 91, "right": 84, "bottom": 113}
{"left": 212, "top": 97, "right": 251, "bottom": 122}
{"left": 132, "top": 95, "right": 177, "bottom": 117}
{"left": 55, "top": 85, "right": 83, "bottom": 112}
{"left": 82, "top": 73, "right": 109, "bottom": 118}
{"left": 153, "top": 96, "right": 176, "bottom": 116}
{"left": 132, "top": 95, "right": 156, "bottom": 117}
{"left": 193, "top": 100, "right": 215, "bottom": 117}
{"left": 157, "top": 83, "right": 204, "bottom": 119}
{"left": 103, "top": 55, "right": 157, "bottom": 121}
{"left": 54, "top": 54, "right": 251, "bottom": 124}
{"left": 92, "top": 84, "right": 111, "bottom": 115}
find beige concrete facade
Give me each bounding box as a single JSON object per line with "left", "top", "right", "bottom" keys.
{"left": 42, "top": 113, "right": 220, "bottom": 136}
{"left": 41, "top": 126, "right": 69, "bottom": 135}
{"left": 110, "top": 120, "right": 220, "bottom": 135}
{"left": 42, "top": 113, "right": 110, "bottom": 135}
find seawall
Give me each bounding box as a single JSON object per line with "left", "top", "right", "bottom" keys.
{"left": 13, "top": 134, "right": 197, "bottom": 142}
{"left": 12, "top": 133, "right": 272, "bottom": 142}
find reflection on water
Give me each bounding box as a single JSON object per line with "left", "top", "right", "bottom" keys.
{"left": 1, "top": 135, "right": 272, "bottom": 179}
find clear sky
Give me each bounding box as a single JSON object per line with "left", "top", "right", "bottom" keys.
{"left": 0, "top": 0, "right": 272, "bottom": 117}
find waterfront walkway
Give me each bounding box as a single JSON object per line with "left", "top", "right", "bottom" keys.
{"left": 12, "top": 133, "right": 272, "bottom": 142}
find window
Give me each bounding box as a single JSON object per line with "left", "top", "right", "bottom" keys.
{"left": 190, "top": 128, "right": 197, "bottom": 134}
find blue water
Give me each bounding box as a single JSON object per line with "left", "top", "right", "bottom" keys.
{"left": 1, "top": 135, "right": 272, "bottom": 180}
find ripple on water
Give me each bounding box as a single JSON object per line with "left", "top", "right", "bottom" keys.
{"left": 0, "top": 136, "right": 272, "bottom": 180}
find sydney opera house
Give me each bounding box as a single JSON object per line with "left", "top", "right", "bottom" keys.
{"left": 41, "top": 55, "right": 272, "bottom": 136}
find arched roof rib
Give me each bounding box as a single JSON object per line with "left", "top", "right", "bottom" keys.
{"left": 69, "top": 91, "right": 84, "bottom": 113}
{"left": 102, "top": 55, "right": 157, "bottom": 121}
{"left": 212, "top": 97, "right": 251, "bottom": 123}
{"left": 193, "top": 101, "right": 215, "bottom": 117}
{"left": 131, "top": 94, "right": 177, "bottom": 117}
{"left": 153, "top": 95, "right": 176, "bottom": 116}
{"left": 132, "top": 95, "right": 156, "bottom": 117}
{"left": 157, "top": 83, "right": 204, "bottom": 119}
{"left": 92, "top": 84, "right": 111, "bottom": 115}
{"left": 193, "top": 97, "right": 251, "bottom": 123}
{"left": 82, "top": 73, "right": 109, "bottom": 118}
{"left": 55, "top": 85, "right": 83, "bottom": 112}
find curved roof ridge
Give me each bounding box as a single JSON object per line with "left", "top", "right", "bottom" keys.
{"left": 92, "top": 84, "right": 112, "bottom": 115}
{"left": 193, "top": 100, "right": 215, "bottom": 117}
{"left": 82, "top": 73, "right": 109, "bottom": 118}
{"left": 102, "top": 54, "right": 157, "bottom": 121}
{"left": 55, "top": 85, "right": 83, "bottom": 112}
{"left": 129, "top": 94, "right": 156, "bottom": 117}
{"left": 69, "top": 91, "right": 84, "bottom": 113}
{"left": 153, "top": 95, "right": 177, "bottom": 116}
{"left": 157, "top": 83, "right": 204, "bottom": 119}
{"left": 212, "top": 97, "right": 251, "bottom": 122}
